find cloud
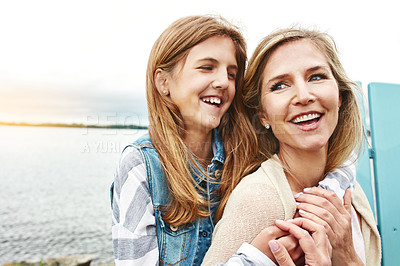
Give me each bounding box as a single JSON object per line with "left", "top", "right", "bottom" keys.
{"left": 0, "top": 0, "right": 399, "bottom": 123}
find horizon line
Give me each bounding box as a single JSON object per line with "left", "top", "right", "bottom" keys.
{"left": 0, "top": 121, "right": 148, "bottom": 130}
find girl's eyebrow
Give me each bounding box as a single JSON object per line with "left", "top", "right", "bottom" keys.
{"left": 197, "top": 57, "right": 218, "bottom": 63}
{"left": 196, "top": 57, "right": 238, "bottom": 70}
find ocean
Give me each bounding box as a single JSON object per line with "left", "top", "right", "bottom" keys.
{"left": 0, "top": 125, "right": 147, "bottom": 265}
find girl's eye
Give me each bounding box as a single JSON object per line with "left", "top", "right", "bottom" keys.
{"left": 199, "top": 66, "right": 213, "bottom": 71}
{"left": 228, "top": 72, "right": 236, "bottom": 80}
{"left": 309, "top": 73, "right": 328, "bottom": 81}
{"left": 271, "top": 82, "right": 287, "bottom": 91}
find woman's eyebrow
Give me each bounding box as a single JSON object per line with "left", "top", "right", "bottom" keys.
{"left": 306, "top": 65, "right": 330, "bottom": 73}
{"left": 266, "top": 73, "right": 290, "bottom": 84}
{"left": 266, "top": 65, "right": 330, "bottom": 83}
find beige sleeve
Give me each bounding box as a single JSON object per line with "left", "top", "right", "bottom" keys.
{"left": 202, "top": 182, "right": 286, "bottom": 265}
{"left": 352, "top": 182, "right": 382, "bottom": 266}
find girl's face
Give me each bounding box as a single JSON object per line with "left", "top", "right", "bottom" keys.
{"left": 260, "top": 39, "right": 341, "bottom": 155}
{"left": 167, "top": 35, "right": 237, "bottom": 135}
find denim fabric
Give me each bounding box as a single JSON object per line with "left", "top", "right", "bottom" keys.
{"left": 131, "top": 130, "right": 224, "bottom": 265}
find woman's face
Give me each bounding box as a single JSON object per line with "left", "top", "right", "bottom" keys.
{"left": 260, "top": 39, "right": 341, "bottom": 154}
{"left": 167, "top": 35, "right": 237, "bottom": 135}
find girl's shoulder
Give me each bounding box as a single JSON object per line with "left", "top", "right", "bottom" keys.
{"left": 118, "top": 145, "right": 145, "bottom": 173}
{"left": 118, "top": 132, "right": 155, "bottom": 174}
{"left": 131, "top": 133, "right": 153, "bottom": 148}
{"left": 114, "top": 145, "right": 149, "bottom": 197}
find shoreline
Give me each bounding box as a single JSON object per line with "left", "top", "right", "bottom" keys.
{"left": 0, "top": 121, "right": 148, "bottom": 130}
{"left": 2, "top": 254, "right": 114, "bottom": 266}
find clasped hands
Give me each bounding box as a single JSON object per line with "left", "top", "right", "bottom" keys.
{"left": 251, "top": 188, "right": 363, "bottom": 266}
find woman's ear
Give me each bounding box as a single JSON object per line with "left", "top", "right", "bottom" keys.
{"left": 258, "top": 111, "right": 270, "bottom": 129}
{"left": 154, "top": 69, "right": 169, "bottom": 96}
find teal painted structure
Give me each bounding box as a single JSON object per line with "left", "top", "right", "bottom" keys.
{"left": 367, "top": 82, "right": 400, "bottom": 265}
{"left": 355, "top": 82, "right": 375, "bottom": 216}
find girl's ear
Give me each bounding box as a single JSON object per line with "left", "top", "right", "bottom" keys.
{"left": 154, "top": 69, "right": 169, "bottom": 96}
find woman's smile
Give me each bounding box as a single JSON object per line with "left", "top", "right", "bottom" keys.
{"left": 290, "top": 112, "right": 323, "bottom": 131}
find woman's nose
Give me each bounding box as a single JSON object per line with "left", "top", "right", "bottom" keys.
{"left": 294, "top": 82, "right": 315, "bottom": 105}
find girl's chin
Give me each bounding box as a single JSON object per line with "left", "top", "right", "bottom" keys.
{"left": 203, "top": 117, "right": 223, "bottom": 129}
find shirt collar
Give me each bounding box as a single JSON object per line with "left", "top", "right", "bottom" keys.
{"left": 211, "top": 128, "right": 225, "bottom": 164}
{"left": 190, "top": 129, "right": 225, "bottom": 184}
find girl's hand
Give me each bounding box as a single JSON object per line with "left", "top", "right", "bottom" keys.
{"left": 294, "top": 188, "right": 363, "bottom": 265}
{"left": 269, "top": 218, "right": 332, "bottom": 266}
{"left": 250, "top": 225, "right": 304, "bottom": 265}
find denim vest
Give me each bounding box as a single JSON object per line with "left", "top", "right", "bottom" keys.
{"left": 133, "top": 130, "right": 224, "bottom": 265}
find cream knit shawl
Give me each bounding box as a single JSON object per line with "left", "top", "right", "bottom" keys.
{"left": 203, "top": 156, "right": 381, "bottom": 265}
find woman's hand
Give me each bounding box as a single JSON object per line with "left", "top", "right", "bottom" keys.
{"left": 294, "top": 188, "right": 363, "bottom": 265}
{"left": 269, "top": 218, "right": 332, "bottom": 266}
{"left": 250, "top": 225, "right": 304, "bottom": 265}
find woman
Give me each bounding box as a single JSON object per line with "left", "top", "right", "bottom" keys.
{"left": 203, "top": 28, "right": 381, "bottom": 265}
{"left": 110, "top": 15, "right": 259, "bottom": 265}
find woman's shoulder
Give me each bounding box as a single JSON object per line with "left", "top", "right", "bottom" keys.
{"left": 227, "top": 156, "right": 295, "bottom": 218}
{"left": 352, "top": 181, "right": 382, "bottom": 264}
{"left": 236, "top": 156, "right": 284, "bottom": 187}
{"left": 229, "top": 157, "right": 283, "bottom": 199}
{"left": 352, "top": 182, "right": 373, "bottom": 213}
{"left": 219, "top": 158, "right": 288, "bottom": 230}
{"left": 352, "top": 182, "right": 377, "bottom": 226}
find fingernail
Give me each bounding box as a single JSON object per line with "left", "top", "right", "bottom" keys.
{"left": 269, "top": 240, "right": 280, "bottom": 252}
{"left": 295, "top": 202, "right": 300, "bottom": 206}
{"left": 275, "top": 219, "right": 284, "bottom": 224}
{"left": 286, "top": 219, "right": 294, "bottom": 222}
{"left": 299, "top": 209, "right": 307, "bottom": 215}
{"left": 294, "top": 192, "right": 303, "bottom": 199}
{"left": 303, "top": 187, "right": 312, "bottom": 192}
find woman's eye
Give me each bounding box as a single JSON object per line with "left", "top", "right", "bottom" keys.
{"left": 309, "top": 73, "right": 327, "bottom": 81}
{"left": 271, "top": 82, "right": 287, "bottom": 91}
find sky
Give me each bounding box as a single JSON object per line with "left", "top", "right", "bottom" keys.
{"left": 0, "top": 0, "right": 399, "bottom": 125}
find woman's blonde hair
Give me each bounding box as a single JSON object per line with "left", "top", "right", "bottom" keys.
{"left": 244, "top": 27, "right": 364, "bottom": 174}
{"left": 146, "top": 15, "right": 256, "bottom": 225}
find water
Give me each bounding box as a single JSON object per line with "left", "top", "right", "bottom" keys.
{"left": 0, "top": 125, "right": 147, "bottom": 265}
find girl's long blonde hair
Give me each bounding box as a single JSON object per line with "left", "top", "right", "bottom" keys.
{"left": 243, "top": 27, "right": 364, "bottom": 174}
{"left": 146, "top": 15, "right": 257, "bottom": 225}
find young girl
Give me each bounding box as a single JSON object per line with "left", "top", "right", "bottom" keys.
{"left": 110, "top": 15, "right": 258, "bottom": 265}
